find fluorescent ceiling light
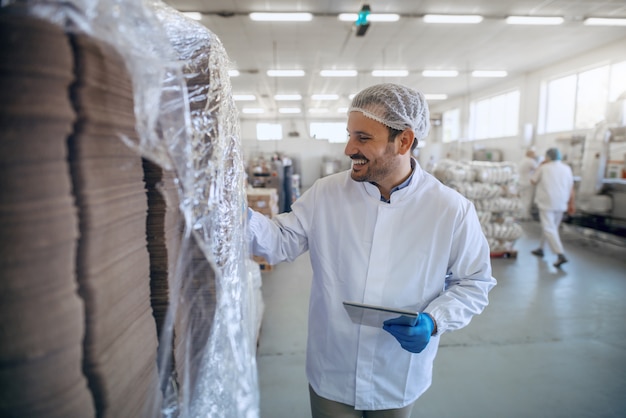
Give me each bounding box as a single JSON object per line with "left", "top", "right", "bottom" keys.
{"left": 233, "top": 94, "right": 256, "bottom": 101}
{"left": 320, "top": 70, "right": 358, "bottom": 77}
{"left": 584, "top": 17, "right": 626, "bottom": 26}
{"left": 472, "top": 70, "right": 508, "bottom": 78}
{"left": 182, "top": 12, "right": 203, "bottom": 21}
{"left": 338, "top": 13, "right": 400, "bottom": 22}
{"left": 228, "top": 69, "right": 240, "bottom": 77}
{"left": 250, "top": 12, "right": 313, "bottom": 22}
{"left": 506, "top": 16, "right": 564, "bottom": 25}
{"left": 242, "top": 108, "right": 264, "bottom": 114}
{"left": 311, "top": 94, "right": 339, "bottom": 100}
{"left": 424, "top": 94, "right": 448, "bottom": 100}
{"left": 371, "top": 70, "right": 409, "bottom": 77}
{"left": 422, "top": 70, "right": 459, "bottom": 77}
{"left": 337, "top": 107, "right": 349, "bottom": 113}
{"left": 423, "top": 14, "right": 483, "bottom": 24}
{"left": 309, "top": 108, "right": 329, "bottom": 114}
{"left": 279, "top": 107, "right": 302, "bottom": 114}
{"left": 274, "top": 94, "right": 302, "bottom": 101}
{"left": 267, "top": 70, "right": 305, "bottom": 77}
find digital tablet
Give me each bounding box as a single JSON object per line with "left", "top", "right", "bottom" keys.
{"left": 343, "top": 301, "right": 419, "bottom": 328}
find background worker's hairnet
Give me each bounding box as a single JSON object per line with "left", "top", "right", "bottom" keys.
{"left": 546, "top": 147, "right": 562, "bottom": 161}
{"left": 348, "top": 83, "right": 431, "bottom": 140}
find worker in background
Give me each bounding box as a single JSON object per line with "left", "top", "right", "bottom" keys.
{"left": 247, "top": 83, "right": 496, "bottom": 418}
{"left": 530, "top": 147, "right": 575, "bottom": 268}
{"left": 517, "top": 148, "right": 539, "bottom": 220}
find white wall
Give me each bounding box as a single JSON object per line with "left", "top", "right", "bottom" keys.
{"left": 239, "top": 35, "right": 626, "bottom": 185}
{"left": 427, "top": 36, "right": 626, "bottom": 165}
{"left": 240, "top": 119, "right": 348, "bottom": 188}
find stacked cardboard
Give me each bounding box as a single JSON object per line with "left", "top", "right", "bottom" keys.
{"left": 67, "top": 33, "right": 160, "bottom": 417}
{"left": 0, "top": 15, "right": 95, "bottom": 417}
{"left": 170, "top": 238, "right": 217, "bottom": 394}
{"left": 143, "top": 160, "right": 184, "bottom": 339}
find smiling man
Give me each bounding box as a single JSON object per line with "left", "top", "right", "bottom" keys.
{"left": 248, "top": 83, "right": 496, "bottom": 418}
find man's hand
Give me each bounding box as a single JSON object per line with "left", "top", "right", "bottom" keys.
{"left": 383, "top": 313, "right": 435, "bottom": 353}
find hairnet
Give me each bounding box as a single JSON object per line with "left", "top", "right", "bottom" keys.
{"left": 348, "top": 83, "right": 430, "bottom": 140}
{"left": 546, "top": 148, "right": 562, "bottom": 161}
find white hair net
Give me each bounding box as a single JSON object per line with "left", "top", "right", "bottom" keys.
{"left": 348, "top": 83, "right": 430, "bottom": 140}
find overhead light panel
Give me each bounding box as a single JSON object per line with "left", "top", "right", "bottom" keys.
{"left": 506, "top": 16, "right": 564, "bottom": 25}
{"left": 267, "top": 70, "right": 305, "bottom": 77}
{"left": 372, "top": 70, "right": 409, "bottom": 77}
{"left": 309, "top": 108, "right": 329, "bottom": 114}
{"left": 337, "top": 107, "right": 349, "bottom": 113}
{"left": 584, "top": 17, "right": 626, "bottom": 26}
{"left": 311, "top": 94, "right": 339, "bottom": 100}
{"left": 228, "top": 69, "right": 240, "bottom": 77}
{"left": 233, "top": 94, "right": 256, "bottom": 101}
{"left": 274, "top": 94, "right": 302, "bottom": 101}
{"left": 279, "top": 108, "right": 302, "bottom": 114}
{"left": 424, "top": 94, "right": 448, "bottom": 101}
{"left": 422, "top": 70, "right": 459, "bottom": 77}
{"left": 423, "top": 14, "right": 483, "bottom": 24}
{"left": 182, "top": 12, "right": 203, "bottom": 21}
{"left": 249, "top": 12, "right": 313, "bottom": 22}
{"left": 320, "top": 70, "right": 358, "bottom": 77}
{"left": 242, "top": 108, "right": 265, "bottom": 114}
{"left": 472, "top": 70, "right": 508, "bottom": 78}
{"left": 338, "top": 13, "right": 399, "bottom": 22}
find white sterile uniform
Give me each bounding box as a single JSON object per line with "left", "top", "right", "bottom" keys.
{"left": 531, "top": 160, "right": 574, "bottom": 254}
{"left": 248, "top": 160, "right": 496, "bottom": 410}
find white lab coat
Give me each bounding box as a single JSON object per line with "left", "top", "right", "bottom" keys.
{"left": 531, "top": 161, "right": 574, "bottom": 212}
{"left": 249, "top": 161, "right": 496, "bottom": 410}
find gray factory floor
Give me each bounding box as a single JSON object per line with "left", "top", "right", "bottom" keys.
{"left": 255, "top": 221, "right": 626, "bottom": 418}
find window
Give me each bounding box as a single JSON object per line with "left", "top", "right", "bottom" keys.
{"left": 540, "top": 61, "right": 626, "bottom": 133}
{"left": 609, "top": 61, "right": 626, "bottom": 101}
{"left": 469, "top": 90, "right": 520, "bottom": 139}
{"left": 442, "top": 108, "right": 460, "bottom": 142}
{"left": 576, "top": 66, "right": 609, "bottom": 129}
{"left": 310, "top": 122, "right": 347, "bottom": 143}
{"left": 545, "top": 74, "right": 577, "bottom": 132}
{"left": 256, "top": 123, "right": 282, "bottom": 140}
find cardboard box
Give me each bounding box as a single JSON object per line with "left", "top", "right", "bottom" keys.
{"left": 253, "top": 255, "right": 273, "bottom": 272}
{"left": 247, "top": 188, "right": 279, "bottom": 218}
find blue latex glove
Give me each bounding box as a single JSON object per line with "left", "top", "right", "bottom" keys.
{"left": 383, "top": 313, "right": 435, "bottom": 353}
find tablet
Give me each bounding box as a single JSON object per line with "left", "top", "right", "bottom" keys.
{"left": 343, "top": 301, "right": 419, "bottom": 328}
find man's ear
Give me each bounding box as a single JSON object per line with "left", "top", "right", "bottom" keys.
{"left": 397, "top": 129, "right": 415, "bottom": 155}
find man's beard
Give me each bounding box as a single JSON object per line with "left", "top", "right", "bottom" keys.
{"left": 350, "top": 143, "right": 397, "bottom": 184}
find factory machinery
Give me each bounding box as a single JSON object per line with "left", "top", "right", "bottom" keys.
{"left": 567, "top": 93, "right": 626, "bottom": 241}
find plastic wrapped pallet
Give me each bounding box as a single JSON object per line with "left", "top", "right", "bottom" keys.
{"left": 434, "top": 159, "right": 523, "bottom": 254}
{"left": 150, "top": 3, "right": 259, "bottom": 417}
{"left": 0, "top": 1, "right": 260, "bottom": 417}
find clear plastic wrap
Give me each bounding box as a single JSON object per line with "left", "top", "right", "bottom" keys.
{"left": 148, "top": 3, "right": 259, "bottom": 418}
{"left": 1, "top": 0, "right": 259, "bottom": 416}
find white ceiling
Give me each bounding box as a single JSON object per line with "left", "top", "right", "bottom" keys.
{"left": 164, "top": 0, "right": 626, "bottom": 119}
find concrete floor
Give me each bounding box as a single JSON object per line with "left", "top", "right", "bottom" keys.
{"left": 256, "top": 221, "right": 626, "bottom": 418}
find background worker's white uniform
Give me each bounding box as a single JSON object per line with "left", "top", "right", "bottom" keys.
{"left": 531, "top": 160, "right": 574, "bottom": 255}
{"left": 249, "top": 161, "right": 496, "bottom": 410}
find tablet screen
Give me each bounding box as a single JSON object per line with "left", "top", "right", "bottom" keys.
{"left": 343, "top": 301, "right": 419, "bottom": 328}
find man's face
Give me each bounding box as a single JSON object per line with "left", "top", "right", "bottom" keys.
{"left": 344, "top": 111, "right": 402, "bottom": 185}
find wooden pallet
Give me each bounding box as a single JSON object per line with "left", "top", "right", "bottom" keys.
{"left": 490, "top": 250, "right": 518, "bottom": 259}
